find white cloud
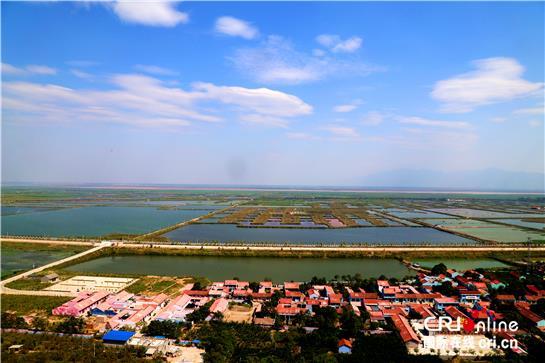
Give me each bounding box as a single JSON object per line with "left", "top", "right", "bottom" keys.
{"left": 70, "top": 69, "right": 94, "bottom": 80}
{"left": 316, "top": 34, "right": 362, "bottom": 53}
{"left": 215, "top": 16, "right": 258, "bottom": 39}
{"left": 26, "top": 65, "right": 57, "bottom": 75}
{"left": 2, "top": 63, "right": 57, "bottom": 76}
{"left": 312, "top": 49, "right": 326, "bottom": 57}
{"left": 134, "top": 64, "right": 179, "bottom": 76}
{"left": 66, "top": 60, "right": 99, "bottom": 68}
{"left": 334, "top": 104, "right": 358, "bottom": 113}
{"left": 286, "top": 132, "right": 318, "bottom": 140}
{"left": 432, "top": 57, "right": 544, "bottom": 113}
{"left": 397, "top": 116, "right": 470, "bottom": 129}
{"left": 2, "top": 63, "right": 25, "bottom": 75}
{"left": 513, "top": 105, "right": 544, "bottom": 115}
{"left": 192, "top": 82, "right": 312, "bottom": 118}
{"left": 239, "top": 114, "right": 288, "bottom": 128}
{"left": 529, "top": 120, "right": 543, "bottom": 128}
{"left": 111, "top": 1, "right": 188, "bottom": 27}
{"left": 2, "top": 74, "right": 312, "bottom": 129}
{"left": 490, "top": 117, "right": 506, "bottom": 124}
{"left": 361, "top": 111, "right": 385, "bottom": 126}
{"left": 230, "top": 36, "right": 379, "bottom": 85}
{"left": 322, "top": 125, "right": 360, "bottom": 138}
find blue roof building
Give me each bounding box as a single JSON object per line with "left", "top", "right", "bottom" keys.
{"left": 102, "top": 330, "right": 135, "bottom": 345}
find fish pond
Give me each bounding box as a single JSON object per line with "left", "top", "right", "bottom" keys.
{"left": 1, "top": 243, "right": 88, "bottom": 279}
{"left": 163, "top": 224, "right": 474, "bottom": 245}
{"left": 412, "top": 258, "right": 510, "bottom": 271}
{"left": 1, "top": 206, "right": 214, "bottom": 237}
{"left": 65, "top": 255, "right": 415, "bottom": 281}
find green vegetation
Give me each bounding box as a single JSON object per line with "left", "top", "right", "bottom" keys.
{"left": 5, "top": 278, "right": 51, "bottom": 291}
{"left": 1, "top": 295, "right": 71, "bottom": 315}
{"left": 186, "top": 321, "right": 440, "bottom": 363}
{"left": 1, "top": 332, "right": 150, "bottom": 362}
{"left": 1, "top": 242, "right": 88, "bottom": 253}
{"left": 143, "top": 320, "right": 183, "bottom": 339}
{"left": 430, "top": 263, "right": 448, "bottom": 276}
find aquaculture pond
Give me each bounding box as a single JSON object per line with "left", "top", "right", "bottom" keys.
{"left": 491, "top": 219, "right": 545, "bottom": 231}
{"left": 163, "top": 224, "right": 474, "bottom": 245}
{"left": 1, "top": 206, "right": 214, "bottom": 237}
{"left": 1, "top": 244, "right": 87, "bottom": 279}
{"left": 447, "top": 227, "right": 545, "bottom": 243}
{"left": 429, "top": 208, "right": 545, "bottom": 219}
{"left": 65, "top": 255, "right": 415, "bottom": 282}
{"left": 413, "top": 258, "right": 510, "bottom": 271}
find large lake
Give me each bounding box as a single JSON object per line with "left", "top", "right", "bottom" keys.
{"left": 163, "top": 224, "right": 474, "bottom": 245}
{"left": 1, "top": 206, "right": 213, "bottom": 237}
{"left": 65, "top": 255, "right": 415, "bottom": 281}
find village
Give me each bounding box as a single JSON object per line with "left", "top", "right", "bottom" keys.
{"left": 4, "top": 261, "right": 545, "bottom": 362}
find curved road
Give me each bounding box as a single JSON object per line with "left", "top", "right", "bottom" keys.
{"left": 1, "top": 243, "right": 106, "bottom": 296}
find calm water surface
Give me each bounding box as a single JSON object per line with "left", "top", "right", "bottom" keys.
{"left": 65, "top": 255, "right": 415, "bottom": 281}
{"left": 1, "top": 247, "right": 80, "bottom": 278}
{"left": 164, "top": 224, "right": 474, "bottom": 245}
{"left": 1, "top": 206, "right": 213, "bottom": 237}
{"left": 413, "top": 258, "right": 509, "bottom": 270}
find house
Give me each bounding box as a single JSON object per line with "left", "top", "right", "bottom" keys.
{"left": 52, "top": 291, "right": 110, "bottom": 316}
{"left": 102, "top": 330, "right": 135, "bottom": 345}
{"left": 338, "top": 339, "right": 352, "bottom": 354}
{"left": 496, "top": 294, "right": 516, "bottom": 304}
{"left": 41, "top": 273, "right": 59, "bottom": 283}
{"left": 459, "top": 290, "right": 481, "bottom": 304}
{"left": 8, "top": 345, "right": 23, "bottom": 353}
{"left": 284, "top": 282, "right": 301, "bottom": 290}
{"left": 434, "top": 297, "right": 459, "bottom": 312}
{"left": 516, "top": 304, "right": 545, "bottom": 330}
{"left": 390, "top": 314, "right": 420, "bottom": 349}
{"left": 254, "top": 317, "right": 275, "bottom": 328}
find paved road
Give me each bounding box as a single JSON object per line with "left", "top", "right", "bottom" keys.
{"left": 2, "top": 237, "right": 545, "bottom": 252}
{"left": 0, "top": 243, "right": 106, "bottom": 297}
{"left": 119, "top": 243, "right": 545, "bottom": 252}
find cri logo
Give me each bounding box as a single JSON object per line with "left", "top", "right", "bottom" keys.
{"left": 423, "top": 316, "right": 518, "bottom": 333}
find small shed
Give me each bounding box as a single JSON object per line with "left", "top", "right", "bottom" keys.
{"left": 102, "top": 330, "right": 135, "bottom": 345}
{"left": 41, "top": 273, "right": 59, "bottom": 283}
{"left": 8, "top": 344, "right": 23, "bottom": 353}
{"left": 338, "top": 339, "right": 352, "bottom": 354}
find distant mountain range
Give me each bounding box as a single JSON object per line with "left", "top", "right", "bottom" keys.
{"left": 360, "top": 169, "right": 545, "bottom": 192}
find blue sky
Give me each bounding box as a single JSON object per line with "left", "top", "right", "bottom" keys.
{"left": 2, "top": 1, "right": 544, "bottom": 188}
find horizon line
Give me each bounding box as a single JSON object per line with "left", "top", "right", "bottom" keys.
{"left": 2, "top": 182, "right": 544, "bottom": 195}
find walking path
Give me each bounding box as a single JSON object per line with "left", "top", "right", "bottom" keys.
{"left": 0, "top": 242, "right": 107, "bottom": 297}
{"left": 2, "top": 237, "right": 545, "bottom": 252}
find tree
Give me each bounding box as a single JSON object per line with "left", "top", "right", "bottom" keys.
{"left": 530, "top": 298, "right": 545, "bottom": 316}
{"left": 249, "top": 281, "right": 260, "bottom": 292}
{"left": 339, "top": 308, "right": 362, "bottom": 338}
{"left": 433, "top": 281, "right": 456, "bottom": 297}
{"left": 55, "top": 316, "right": 84, "bottom": 334}
{"left": 1, "top": 312, "right": 29, "bottom": 329}
{"left": 143, "top": 320, "right": 182, "bottom": 339}
{"left": 431, "top": 263, "right": 447, "bottom": 276}
{"left": 32, "top": 316, "right": 49, "bottom": 331}
{"left": 186, "top": 301, "right": 212, "bottom": 323}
